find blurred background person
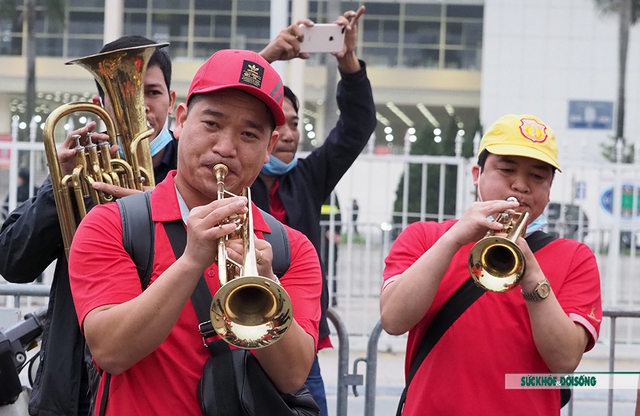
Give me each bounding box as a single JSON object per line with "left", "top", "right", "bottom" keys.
{"left": 254, "top": 6, "right": 375, "bottom": 415}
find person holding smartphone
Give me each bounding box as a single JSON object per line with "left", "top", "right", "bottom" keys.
{"left": 255, "top": 7, "right": 375, "bottom": 416}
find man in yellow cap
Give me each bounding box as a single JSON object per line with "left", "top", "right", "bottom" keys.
{"left": 380, "top": 114, "right": 602, "bottom": 415}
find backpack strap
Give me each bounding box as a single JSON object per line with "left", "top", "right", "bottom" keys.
{"left": 258, "top": 208, "right": 290, "bottom": 278}
{"left": 117, "top": 192, "right": 154, "bottom": 290}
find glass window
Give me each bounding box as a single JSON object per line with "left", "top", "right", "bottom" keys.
{"left": 193, "top": 41, "right": 229, "bottom": 60}
{"left": 196, "top": 0, "right": 231, "bottom": 11}
{"left": 36, "top": 37, "right": 62, "bottom": 56}
{"left": 403, "top": 47, "right": 439, "bottom": 68}
{"left": 152, "top": 12, "right": 189, "bottom": 37}
{"left": 236, "top": 16, "right": 270, "bottom": 40}
{"left": 237, "top": 0, "right": 270, "bottom": 12}
{"left": 125, "top": 0, "right": 148, "bottom": 8}
{"left": 124, "top": 12, "right": 147, "bottom": 36}
{"left": 165, "top": 39, "right": 188, "bottom": 59}
{"left": 444, "top": 48, "right": 480, "bottom": 70}
{"left": 463, "top": 21, "right": 483, "bottom": 47}
{"left": 363, "top": 19, "right": 381, "bottom": 43}
{"left": 153, "top": 0, "right": 190, "bottom": 9}
{"left": 405, "top": 4, "right": 441, "bottom": 18}
{"left": 446, "top": 22, "right": 462, "bottom": 45}
{"left": 214, "top": 15, "right": 232, "bottom": 38}
{"left": 404, "top": 21, "right": 440, "bottom": 45}
{"left": 446, "top": 5, "right": 483, "bottom": 19}
{"left": 365, "top": 3, "right": 399, "bottom": 16}
{"left": 194, "top": 14, "right": 213, "bottom": 38}
{"left": 245, "top": 41, "right": 269, "bottom": 54}
{"left": 67, "top": 38, "right": 103, "bottom": 58}
{"left": 341, "top": 2, "right": 360, "bottom": 14}
{"left": 362, "top": 46, "right": 397, "bottom": 67}
{"left": 0, "top": 32, "right": 22, "bottom": 56}
{"left": 69, "top": 12, "right": 104, "bottom": 35}
{"left": 70, "top": 0, "right": 103, "bottom": 6}
{"left": 382, "top": 19, "right": 399, "bottom": 43}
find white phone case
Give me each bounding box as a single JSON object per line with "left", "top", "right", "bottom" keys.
{"left": 298, "top": 24, "right": 346, "bottom": 53}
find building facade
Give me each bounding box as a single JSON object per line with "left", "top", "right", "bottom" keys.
{"left": 0, "top": 0, "right": 483, "bottom": 155}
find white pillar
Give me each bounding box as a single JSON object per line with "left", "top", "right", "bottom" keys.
{"left": 104, "top": 0, "right": 124, "bottom": 44}
{"left": 270, "top": 0, "right": 289, "bottom": 79}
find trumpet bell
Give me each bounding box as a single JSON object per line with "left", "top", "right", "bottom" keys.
{"left": 467, "top": 208, "right": 530, "bottom": 293}
{"left": 211, "top": 276, "right": 292, "bottom": 349}
{"left": 468, "top": 236, "right": 525, "bottom": 292}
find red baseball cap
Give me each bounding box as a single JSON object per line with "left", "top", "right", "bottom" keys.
{"left": 186, "top": 49, "right": 285, "bottom": 126}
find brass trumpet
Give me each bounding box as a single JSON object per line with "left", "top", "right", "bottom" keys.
{"left": 468, "top": 199, "right": 530, "bottom": 293}
{"left": 42, "top": 43, "right": 167, "bottom": 258}
{"left": 209, "top": 164, "right": 293, "bottom": 349}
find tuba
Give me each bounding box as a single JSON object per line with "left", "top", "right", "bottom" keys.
{"left": 42, "top": 43, "right": 167, "bottom": 258}
{"left": 209, "top": 164, "right": 293, "bottom": 349}
{"left": 468, "top": 198, "right": 530, "bottom": 293}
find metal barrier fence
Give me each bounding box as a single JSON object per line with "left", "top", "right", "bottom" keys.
{"left": 344, "top": 310, "right": 640, "bottom": 416}
{"left": 2, "top": 286, "right": 639, "bottom": 416}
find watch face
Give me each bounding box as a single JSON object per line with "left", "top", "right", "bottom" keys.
{"left": 537, "top": 282, "right": 551, "bottom": 298}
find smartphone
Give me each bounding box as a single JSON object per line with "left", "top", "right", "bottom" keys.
{"left": 298, "top": 23, "right": 346, "bottom": 53}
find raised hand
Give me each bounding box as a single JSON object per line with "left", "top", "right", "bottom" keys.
{"left": 259, "top": 19, "right": 314, "bottom": 63}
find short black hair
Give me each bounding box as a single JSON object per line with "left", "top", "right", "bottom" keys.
{"left": 95, "top": 35, "right": 172, "bottom": 102}
{"left": 283, "top": 86, "right": 299, "bottom": 115}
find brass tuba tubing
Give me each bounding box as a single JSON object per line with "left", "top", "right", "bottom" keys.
{"left": 468, "top": 201, "right": 530, "bottom": 293}
{"left": 209, "top": 164, "right": 293, "bottom": 349}
{"left": 42, "top": 43, "right": 167, "bottom": 258}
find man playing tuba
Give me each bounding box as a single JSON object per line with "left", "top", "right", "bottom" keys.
{"left": 0, "top": 35, "right": 176, "bottom": 416}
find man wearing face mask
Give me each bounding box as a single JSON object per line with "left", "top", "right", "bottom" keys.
{"left": 0, "top": 35, "right": 175, "bottom": 416}
{"left": 380, "top": 114, "right": 602, "bottom": 416}
{"left": 252, "top": 7, "right": 375, "bottom": 415}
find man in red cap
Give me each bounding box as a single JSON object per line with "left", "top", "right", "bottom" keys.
{"left": 380, "top": 114, "right": 602, "bottom": 415}
{"left": 68, "top": 49, "right": 322, "bottom": 415}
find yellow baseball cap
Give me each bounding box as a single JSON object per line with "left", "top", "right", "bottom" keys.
{"left": 478, "top": 114, "right": 561, "bottom": 172}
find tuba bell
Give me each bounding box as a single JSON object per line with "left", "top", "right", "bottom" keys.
{"left": 42, "top": 43, "right": 167, "bottom": 258}
{"left": 468, "top": 198, "right": 530, "bottom": 293}
{"left": 209, "top": 164, "right": 293, "bottom": 349}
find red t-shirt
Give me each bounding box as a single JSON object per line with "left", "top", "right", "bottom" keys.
{"left": 383, "top": 220, "right": 602, "bottom": 416}
{"left": 69, "top": 171, "right": 322, "bottom": 416}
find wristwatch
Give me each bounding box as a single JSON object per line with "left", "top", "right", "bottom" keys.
{"left": 521, "top": 278, "right": 551, "bottom": 302}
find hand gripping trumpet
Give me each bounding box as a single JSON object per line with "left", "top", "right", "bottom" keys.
{"left": 468, "top": 197, "right": 530, "bottom": 293}
{"left": 209, "top": 164, "right": 293, "bottom": 349}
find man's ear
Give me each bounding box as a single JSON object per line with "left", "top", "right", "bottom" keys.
{"left": 265, "top": 130, "right": 279, "bottom": 163}
{"left": 471, "top": 164, "right": 480, "bottom": 186}
{"left": 173, "top": 103, "right": 188, "bottom": 139}
{"left": 168, "top": 90, "right": 177, "bottom": 115}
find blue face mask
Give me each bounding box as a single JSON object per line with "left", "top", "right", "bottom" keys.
{"left": 525, "top": 214, "right": 547, "bottom": 237}
{"left": 149, "top": 121, "right": 173, "bottom": 157}
{"left": 261, "top": 155, "right": 298, "bottom": 176}
{"left": 117, "top": 120, "right": 172, "bottom": 158}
